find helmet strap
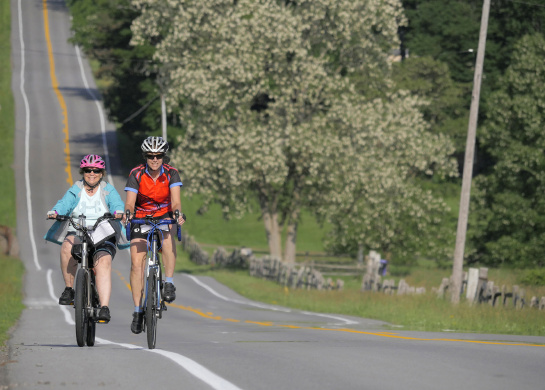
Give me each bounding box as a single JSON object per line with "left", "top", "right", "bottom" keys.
{"left": 83, "top": 177, "right": 102, "bottom": 190}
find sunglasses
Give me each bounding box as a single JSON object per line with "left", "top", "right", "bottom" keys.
{"left": 146, "top": 154, "right": 165, "bottom": 160}
{"left": 83, "top": 168, "right": 102, "bottom": 174}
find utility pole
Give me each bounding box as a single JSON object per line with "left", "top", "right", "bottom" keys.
{"left": 161, "top": 93, "right": 167, "bottom": 140}
{"left": 451, "top": 0, "right": 491, "bottom": 304}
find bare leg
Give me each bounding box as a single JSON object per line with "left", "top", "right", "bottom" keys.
{"left": 60, "top": 235, "right": 79, "bottom": 288}
{"left": 93, "top": 252, "right": 112, "bottom": 307}
{"left": 130, "top": 238, "right": 147, "bottom": 308}
{"left": 160, "top": 226, "right": 177, "bottom": 278}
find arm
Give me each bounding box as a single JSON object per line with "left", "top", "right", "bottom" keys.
{"left": 105, "top": 184, "right": 125, "bottom": 218}
{"left": 47, "top": 185, "right": 78, "bottom": 217}
{"left": 124, "top": 191, "right": 137, "bottom": 216}
{"left": 123, "top": 167, "right": 140, "bottom": 221}
{"left": 170, "top": 185, "right": 185, "bottom": 225}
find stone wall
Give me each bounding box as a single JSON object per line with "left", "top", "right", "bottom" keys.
{"left": 181, "top": 231, "right": 344, "bottom": 291}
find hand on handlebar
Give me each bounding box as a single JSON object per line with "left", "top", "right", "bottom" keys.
{"left": 122, "top": 210, "right": 132, "bottom": 226}
{"left": 46, "top": 210, "right": 58, "bottom": 219}
{"left": 174, "top": 210, "right": 186, "bottom": 225}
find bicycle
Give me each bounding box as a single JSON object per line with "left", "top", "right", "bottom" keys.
{"left": 126, "top": 210, "right": 181, "bottom": 349}
{"left": 50, "top": 213, "right": 119, "bottom": 347}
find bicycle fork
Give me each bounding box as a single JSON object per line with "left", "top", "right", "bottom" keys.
{"left": 81, "top": 240, "right": 101, "bottom": 321}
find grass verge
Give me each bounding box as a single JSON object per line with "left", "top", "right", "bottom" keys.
{"left": 0, "top": 255, "right": 25, "bottom": 348}
{"left": 0, "top": 0, "right": 16, "bottom": 228}
{"left": 0, "top": 0, "right": 25, "bottom": 358}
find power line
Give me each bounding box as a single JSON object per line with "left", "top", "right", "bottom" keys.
{"left": 121, "top": 95, "right": 159, "bottom": 124}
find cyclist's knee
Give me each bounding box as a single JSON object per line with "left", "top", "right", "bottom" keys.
{"left": 94, "top": 252, "right": 112, "bottom": 268}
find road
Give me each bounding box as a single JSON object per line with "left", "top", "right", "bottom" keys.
{"left": 6, "top": 0, "right": 545, "bottom": 389}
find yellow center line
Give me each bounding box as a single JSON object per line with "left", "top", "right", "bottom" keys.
{"left": 43, "top": 0, "right": 73, "bottom": 186}
{"left": 112, "top": 269, "right": 544, "bottom": 347}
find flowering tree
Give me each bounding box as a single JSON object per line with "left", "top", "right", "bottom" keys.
{"left": 321, "top": 93, "right": 457, "bottom": 263}
{"left": 130, "top": 0, "right": 456, "bottom": 263}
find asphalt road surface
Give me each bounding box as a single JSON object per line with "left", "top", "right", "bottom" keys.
{"left": 6, "top": 0, "right": 545, "bottom": 389}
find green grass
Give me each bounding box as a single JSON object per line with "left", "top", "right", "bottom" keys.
{"left": 0, "top": 0, "right": 25, "bottom": 355}
{"left": 0, "top": 0, "right": 16, "bottom": 228}
{"left": 0, "top": 254, "right": 25, "bottom": 347}
{"left": 181, "top": 194, "right": 330, "bottom": 254}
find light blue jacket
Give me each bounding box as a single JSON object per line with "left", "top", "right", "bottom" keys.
{"left": 44, "top": 180, "right": 129, "bottom": 249}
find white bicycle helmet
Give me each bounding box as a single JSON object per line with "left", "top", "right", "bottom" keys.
{"left": 141, "top": 136, "right": 169, "bottom": 153}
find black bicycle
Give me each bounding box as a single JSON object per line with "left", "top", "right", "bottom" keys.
{"left": 52, "top": 213, "right": 119, "bottom": 347}
{"left": 126, "top": 210, "right": 181, "bottom": 349}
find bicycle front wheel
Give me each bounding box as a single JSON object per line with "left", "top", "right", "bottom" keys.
{"left": 74, "top": 269, "right": 88, "bottom": 347}
{"left": 86, "top": 273, "right": 98, "bottom": 347}
{"left": 146, "top": 268, "right": 158, "bottom": 349}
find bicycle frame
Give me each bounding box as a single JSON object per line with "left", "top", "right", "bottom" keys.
{"left": 75, "top": 215, "right": 94, "bottom": 314}
{"left": 144, "top": 226, "right": 162, "bottom": 316}
{"left": 127, "top": 214, "right": 180, "bottom": 348}
{"left": 130, "top": 218, "right": 176, "bottom": 312}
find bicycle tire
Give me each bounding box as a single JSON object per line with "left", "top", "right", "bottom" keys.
{"left": 158, "top": 264, "right": 164, "bottom": 319}
{"left": 146, "top": 268, "right": 158, "bottom": 349}
{"left": 86, "top": 319, "right": 96, "bottom": 346}
{"left": 74, "top": 269, "right": 88, "bottom": 347}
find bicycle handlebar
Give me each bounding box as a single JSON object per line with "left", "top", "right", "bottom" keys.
{"left": 52, "top": 213, "right": 118, "bottom": 229}
{"left": 125, "top": 210, "right": 182, "bottom": 242}
{"left": 49, "top": 213, "right": 120, "bottom": 242}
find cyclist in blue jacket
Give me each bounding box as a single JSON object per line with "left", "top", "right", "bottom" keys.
{"left": 45, "top": 154, "right": 128, "bottom": 322}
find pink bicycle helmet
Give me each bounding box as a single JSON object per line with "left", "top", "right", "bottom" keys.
{"left": 80, "top": 154, "right": 106, "bottom": 169}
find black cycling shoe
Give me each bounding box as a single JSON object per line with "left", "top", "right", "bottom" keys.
{"left": 163, "top": 282, "right": 176, "bottom": 303}
{"left": 97, "top": 306, "right": 111, "bottom": 322}
{"left": 131, "top": 312, "right": 144, "bottom": 334}
{"left": 58, "top": 287, "right": 75, "bottom": 305}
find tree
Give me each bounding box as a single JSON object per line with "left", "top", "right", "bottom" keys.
{"left": 321, "top": 92, "right": 457, "bottom": 263}
{"left": 392, "top": 56, "right": 467, "bottom": 159}
{"left": 401, "top": 0, "right": 481, "bottom": 84}
{"left": 469, "top": 33, "right": 545, "bottom": 267}
{"left": 130, "top": 0, "right": 456, "bottom": 263}
{"left": 66, "top": 0, "right": 179, "bottom": 167}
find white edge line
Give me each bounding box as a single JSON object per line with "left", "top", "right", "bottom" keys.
{"left": 184, "top": 274, "right": 359, "bottom": 325}
{"left": 18, "top": 0, "right": 41, "bottom": 271}
{"left": 46, "top": 269, "right": 74, "bottom": 324}
{"left": 98, "top": 339, "right": 243, "bottom": 390}
{"left": 184, "top": 274, "right": 290, "bottom": 312}
{"left": 45, "top": 268, "right": 243, "bottom": 390}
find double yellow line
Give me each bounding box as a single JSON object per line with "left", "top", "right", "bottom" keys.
{"left": 42, "top": 0, "right": 73, "bottom": 186}
{"left": 113, "top": 270, "right": 545, "bottom": 348}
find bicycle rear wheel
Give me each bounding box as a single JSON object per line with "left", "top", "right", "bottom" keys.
{"left": 146, "top": 268, "right": 158, "bottom": 349}
{"left": 74, "top": 269, "right": 88, "bottom": 347}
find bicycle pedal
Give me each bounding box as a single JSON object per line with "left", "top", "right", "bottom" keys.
{"left": 161, "top": 302, "right": 167, "bottom": 311}
{"left": 97, "top": 320, "right": 109, "bottom": 324}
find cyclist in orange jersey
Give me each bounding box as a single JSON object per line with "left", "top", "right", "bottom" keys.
{"left": 123, "top": 137, "right": 186, "bottom": 334}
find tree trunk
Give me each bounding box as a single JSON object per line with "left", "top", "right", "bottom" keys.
{"left": 259, "top": 193, "right": 282, "bottom": 259}
{"left": 283, "top": 188, "right": 301, "bottom": 264}
{"left": 283, "top": 220, "right": 298, "bottom": 264}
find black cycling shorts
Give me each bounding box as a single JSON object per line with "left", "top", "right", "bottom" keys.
{"left": 67, "top": 233, "right": 118, "bottom": 264}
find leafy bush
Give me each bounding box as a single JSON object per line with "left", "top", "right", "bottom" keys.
{"left": 518, "top": 269, "right": 545, "bottom": 287}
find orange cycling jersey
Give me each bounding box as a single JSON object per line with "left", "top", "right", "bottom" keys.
{"left": 124, "top": 164, "right": 183, "bottom": 218}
